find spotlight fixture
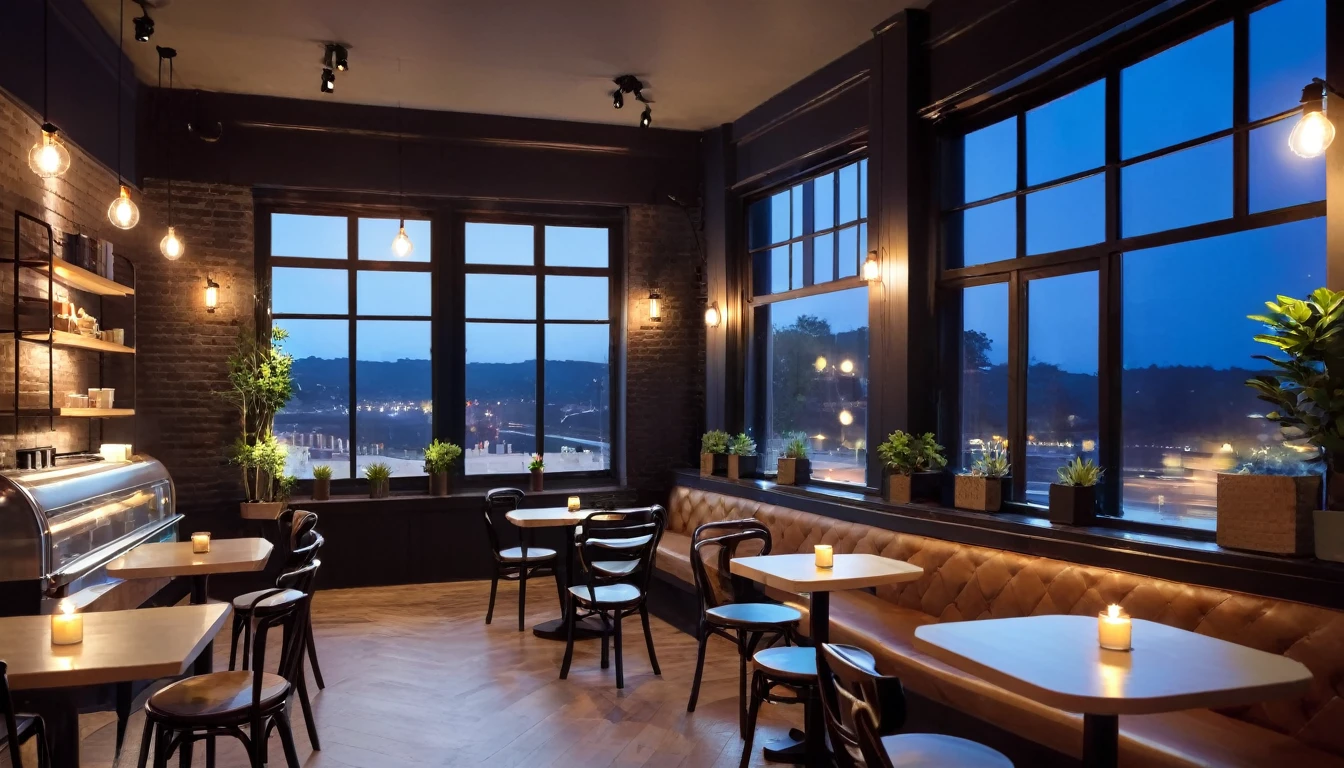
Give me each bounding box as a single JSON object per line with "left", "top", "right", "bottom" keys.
{"left": 321, "top": 67, "right": 336, "bottom": 93}
{"left": 332, "top": 44, "right": 349, "bottom": 72}
{"left": 640, "top": 105, "right": 652, "bottom": 128}
{"left": 648, "top": 289, "right": 661, "bottom": 322}
{"left": 204, "top": 277, "right": 219, "bottom": 312}
{"left": 704, "top": 301, "right": 721, "bottom": 328}
{"left": 1289, "top": 78, "right": 1342, "bottom": 159}
{"left": 613, "top": 90, "right": 624, "bottom": 109}
{"left": 613, "top": 75, "right": 654, "bottom": 126}
{"left": 863, "top": 250, "right": 881, "bottom": 281}
{"left": 132, "top": 1, "right": 153, "bottom": 42}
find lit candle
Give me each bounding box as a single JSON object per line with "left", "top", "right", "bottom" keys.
{"left": 567, "top": 496, "right": 581, "bottom": 512}
{"left": 50, "top": 598, "right": 83, "bottom": 645}
{"left": 191, "top": 532, "right": 211, "bottom": 554}
{"left": 815, "top": 544, "right": 834, "bottom": 569}
{"left": 1098, "top": 604, "right": 1132, "bottom": 651}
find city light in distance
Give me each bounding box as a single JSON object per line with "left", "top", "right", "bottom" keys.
{"left": 838, "top": 409, "right": 853, "bottom": 426}
{"left": 839, "top": 359, "right": 854, "bottom": 374}
{"left": 814, "top": 356, "right": 827, "bottom": 372}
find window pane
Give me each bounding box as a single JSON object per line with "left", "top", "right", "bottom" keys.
{"left": 272, "top": 268, "right": 347, "bottom": 315}
{"left": 271, "top": 214, "right": 346, "bottom": 259}
{"left": 545, "top": 226, "right": 608, "bottom": 267}
{"left": 1026, "top": 272, "right": 1099, "bottom": 508}
{"left": 963, "top": 117, "right": 1017, "bottom": 203}
{"left": 544, "top": 324, "right": 610, "bottom": 473}
{"left": 814, "top": 233, "right": 834, "bottom": 284}
{"left": 759, "top": 287, "right": 868, "bottom": 485}
{"left": 959, "top": 283, "right": 1009, "bottom": 471}
{"left": 1250, "top": 0, "right": 1326, "bottom": 121}
{"left": 768, "top": 246, "right": 789, "bottom": 294}
{"left": 1026, "top": 174, "right": 1105, "bottom": 255}
{"left": 1121, "top": 217, "right": 1325, "bottom": 529}
{"left": 1027, "top": 80, "right": 1105, "bottom": 185}
{"left": 274, "top": 319, "right": 350, "bottom": 480}
{"left": 837, "top": 226, "right": 858, "bottom": 279}
{"left": 358, "top": 218, "right": 430, "bottom": 262}
{"left": 466, "top": 274, "right": 535, "bottom": 320}
{"left": 355, "top": 321, "right": 431, "bottom": 478}
{"left": 1250, "top": 118, "right": 1326, "bottom": 212}
{"left": 814, "top": 173, "right": 835, "bottom": 231}
{"left": 838, "top": 163, "right": 859, "bottom": 224}
{"left": 1121, "top": 23, "right": 1233, "bottom": 159}
{"left": 465, "top": 222, "right": 533, "bottom": 265}
{"left": 545, "top": 276, "right": 608, "bottom": 320}
{"left": 1122, "top": 137, "right": 1232, "bottom": 237}
{"left": 357, "top": 272, "right": 430, "bottom": 317}
{"left": 961, "top": 199, "right": 1017, "bottom": 267}
{"left": 792, "top": 185, "right": 805, "bottom": 238}
{"left": 860, "top": 159, "right": 868, "bottom": 219}
{"left": 465, "top": 323, "right": 536, "bottom": 475}
{"left": 791, "top": 243, "right": 805, "bottom": 290}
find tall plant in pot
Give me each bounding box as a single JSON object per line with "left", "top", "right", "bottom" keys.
{"left": 1243, "top": 288, "right": 1342, "bottom": 559}
{"left": 424, "top": 439, "right": 462, "bottom": 496}
{"left": 222, "top": 326, "right": 296, "bottom": 520}
{"left": 954, "top": 438, "right": 1010, "bottom": 512}
{"left": 700, "top": 430, "right": 730, "bottom": 477}
{"left": 727, "top": 433, "right": 758, "bottom": 480}
{"left": 528, "top": 453, "right": 545, "bottom": 492}
{"left": 877, "top": 431, "right": 946, "bottom": 504}
{"left": 364, "top": 462, "right": 392, "bottom": 499}
{"left": 1050, "top": 457, "right": 1102, "bottom": 525}
{"left": 311, "top": 465, "right": 333, "bottom": 501}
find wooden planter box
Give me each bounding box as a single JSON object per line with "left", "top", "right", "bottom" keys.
{"left": 885, "top": 471, "right": 941, "bottom": 504}
{"left": 429, "top": 472, "right": 451, "bottom": 497}
{"left": 727, "top": 454, "right": 758, "bottom": 481}
{"left": 1049, "top": 484, "right": 1096, "bottom": 526}
{"left": 1314, "top": 509, "right": 1344, "bottom": 562}
{"left": 240, "top": 501, "right": 285, "bottom": 520}
{"left": 954, "top": 475, "right": 1006, "bottom": 513}
{"left": 312, "top": 477, "right": 330, "bottom": 501}
{"left": 369, "top": 479, "right": 389, "bottom": 499}
{"left": 700, "top": 453, "right": 715, "bottom": 477}
{"left": 1216, "top": 473, "right": 1319, "bottom": 555}
{"left": 776, "top": 457, "right": 812, "bottom": 486}
{"left": 529, "top": 469, "right": 543, "bottom": 492}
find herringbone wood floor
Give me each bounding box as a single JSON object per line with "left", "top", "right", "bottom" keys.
{"left": 62, "top": 580, "right": 803, "bottom": 767}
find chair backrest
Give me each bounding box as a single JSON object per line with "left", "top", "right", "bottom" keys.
{"left": 482, "top": 487, "right": 525, "bottom": 554}
{"left": 277, "top": 547, "right": 322, "bottom": 594}
{"left": 289, "top": 510, "right": 318, "bottom": 548}
{"left": 690, "top": 519, "right": 771, "bottom": 611}
{"left": 1, "top": 660, "right": 24, "bottom": 768}
{"left": 818, "top": 643, "right": 908, "bottom": 768}
{"left": 241, "top": 585, "right": 311, "bottom": 733}
{"left": 574, "top": 505, "right": 665, "bottom": 598}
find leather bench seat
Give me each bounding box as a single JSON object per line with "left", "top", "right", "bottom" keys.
{"left": 656, "top": 530, "right": 695, "bottom": 587}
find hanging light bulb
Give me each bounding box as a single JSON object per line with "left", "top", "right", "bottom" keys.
{"left": 28, "top": 124, "right": 71, "bottom": 178}
{"left": 107, "top": 185, "right": 139, "bottom": 229}
{"left": 1289, "top": 80, "right": 1339, "bottom": 159}
{"left": 391, "top": 220, "right": 414, "bottom": 258}
{"left": 160, "top": 226, "right": 184, "bottom": 260}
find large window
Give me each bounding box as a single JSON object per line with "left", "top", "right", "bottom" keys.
{"left": 941, "top": 0, "right": 1327, "bottom": 530}
{"left": 749, "top": 160, "right": 870, "bottom": 485}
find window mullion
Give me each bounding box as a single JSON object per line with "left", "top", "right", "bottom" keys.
{"left": 1233, "top": 10, "right": 1249, "bottom": 220}
{"left": 534, "top": 226, "right": 546, "bottom": 465}
{"left": 1016, "top": 113, "right": 1027, "bottom": 259}
{"left": 1007, "top": 271, "right": 1026, "bottom": 503}
{"left": 347, "top": 215, "right": 358, "bottom": 481}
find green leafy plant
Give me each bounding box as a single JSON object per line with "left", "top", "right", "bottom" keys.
{"left": 729, "top": 433, "right": 757, "bottom": 456}
{"left": 784, "top": 433, "right": 809, "bottom": 460}
{"left": 966, "top": 438, "right": 1010, "bottom": 479}
{"left": 1056, "top": 457, "right": 1103, "bottom": 487}
{"left": 229, "top": 433, "right": 288, "bottom": 503}
{"left": 220, "top": 325, "right": 295, "bottom": 502}
{"left": 423, "top": 439, "right": 463, "bottom": 474}
{"left": 701, "top": 430, "right": 731, "bottom": 454}
{"left": 528, "top": 453, "right": 545, "bottom": 472}
{"left": 363, "top": 462, "right": 392, "bottom": 484}
{"left": 876, "top": 431, "right": 947, "bottom": 475}
{"left": 1234, "top": 445, "right": 1318, "bottom": 477}
{"left": 311, "top": 465, "right": 333, "bottom": 481}
{"left": 276, "top": 474, "right": 298, "bottom": 503}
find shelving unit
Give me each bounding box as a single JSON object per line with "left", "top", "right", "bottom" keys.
{"left": 21, "top": 330, "right": 135, "bottom": 355}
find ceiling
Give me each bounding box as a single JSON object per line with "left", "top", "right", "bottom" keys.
{"left": 82, "top": 0, "right": 916, "bottom": 131}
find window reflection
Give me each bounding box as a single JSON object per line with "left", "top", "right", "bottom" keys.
{"left": 465, "top": 323, "right": 537, "bottom": 475}
{"left": 356, "top": 321, "right": 431, "bottom": 477}
{"left": 959, "top": 283, "right": 1009, "bottom": 470}
{"left": 274, "top": 319, "right": 350, "bottom": 480}
{"left": 544, "top": 324, "right": 610, "bottom": 473}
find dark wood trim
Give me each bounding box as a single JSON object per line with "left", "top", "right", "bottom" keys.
{"left": 1328, "top": 0, "right": 1344, "bottom": 290}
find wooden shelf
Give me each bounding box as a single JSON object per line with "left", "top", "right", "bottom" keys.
{"left": 30, "top": 260, "right": 134, "bottom": 297}
{"left": 57, "top": 407, "right": 134, "bottom": 418}
{"left": 21, "top": 330, "right": 135, "bottom": 354}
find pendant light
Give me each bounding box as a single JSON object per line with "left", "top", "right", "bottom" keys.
{"left": 157, "top": 46, "right": 183, "bottom": 259}
{"left": 390, "top": 58, "right": 413, "bottom": 258}
{"left": 106, "top": 0, "right": 139, "bottom": 230}
{"left": 27, "top": 0, "right": 71, "bottom": 179}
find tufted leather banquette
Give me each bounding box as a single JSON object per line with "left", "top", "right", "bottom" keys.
{"left": 655, "top": 486, "right": 1344, "bottom": 768}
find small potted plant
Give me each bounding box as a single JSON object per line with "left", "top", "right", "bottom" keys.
{"left": 424, "top": 439, "right": 463, "bottom": 497}
{"left": 364, "top": 461, "right": 392, "bottom": 499}
{"left": 311, "top": 464, "right": 332, "bottom": 501}
{"left": 954, "top": 438, "right": 1010, "bottom": 512}
{"left": 1050, "top": 457, "right": 1102, "bottom": 525}
{"left": 776, "top": 433, "right": 811, "bottom": 486}
{"left": 876, "top": 430, "right": 946, "bottom": 504}
{"left": 528, "top": 453, "right": 544, "bottom": 492}
{"left": 700, "top": 430, "right": 730, "bottom": 477}
{"left": 1216, "top": 446, "right": 1320, "bottom": 555}
{"left": 727, "top": 433, "right": 758, "bottom": 480}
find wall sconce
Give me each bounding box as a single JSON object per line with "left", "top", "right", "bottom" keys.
{"left": 704, "top": 301, "right": 721, "bottom": 328}
{"left": 204, "top": 277, "right": 219, "bottom": 313}
{"left": 1289, "top": 78, "right": 1342, "bottom": 158}
{"left": 863, "top": 250, "right": 881, "bottom": 282}
{"left": 648, "top": 289, "right": 662, "bottom": 322}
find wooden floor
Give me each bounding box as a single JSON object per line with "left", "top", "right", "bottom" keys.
{"left": 61, "top": 580, "right": 803, "bottom": 767}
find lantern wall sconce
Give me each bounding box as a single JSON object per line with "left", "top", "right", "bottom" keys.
{"left": 204, "top": 277, "right": 219, "bottom": 313}
{"left": 648, "top": 289, "right": 662, "bottom": 322}
{"left": 863, "top": 250, "right": 881, "bottom": 282}
{"left": 704, "top": 301, "right": 722, "bottom": 328}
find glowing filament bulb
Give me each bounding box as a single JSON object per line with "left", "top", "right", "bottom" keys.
{"left": 1289, "top": 110, "right": 1335, "bottom": 158}
{"left": 107, "top": 185, "right": 139, "bottom": 230}
{"left": 160, "top": 226, "right": 184, "bottom": 260}
{"left": 391, "top": 224, "right": 414, "bottom": 258}
{"left": 29, "top": 126, "right": 71, "bottom": 178}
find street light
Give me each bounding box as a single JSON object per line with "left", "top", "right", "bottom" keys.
{"left": 1288, "top": 78, "right": 1342, "bottom": 159}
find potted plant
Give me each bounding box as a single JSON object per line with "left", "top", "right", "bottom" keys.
{"left": 1216, "top": 447, "right": 1321, "bottom": 556}
{"left": 424, "top": 439, "right": 463, "bottom": 497}
{"left": 1246, "top": 288, "right": 1343, "bottom": 560}
{"left": 364, "top": 462, "right": 392, "bottom": 499}
{"left": 727, "top": 433, "right": 758, "bottom": 480}
{"left": 311, "top": 464, "right": 332, "bottom": 501}
{"left": 220, "top": 325, "right": 295, "bottom": 520}
{"left": 700, "top": 430, "right": 730, "bottom": 477}
{"left": 776, "top": 433, "right": 812, "bottom": 486}
{"left": 1050, "top": 457, "right": 1102, "bottom": 525}
{"left": 954, "top": 438, "right": 1010, "bottom": 512}
{"left": 876, "top": 431, "right": 946, "bottom": 504}
{"left": 528, "top": 453, "right": 544, "bottom": 492}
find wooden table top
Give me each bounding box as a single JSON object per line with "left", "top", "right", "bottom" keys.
{"left": 105, "top": 538, "right": 273, "bottom": 579}
{"left": 505, "top": 507, "right": 644, "bottom": 528}
{"left": 729, "top": 553, "right": 923, "bottom": 593}
{"left": 913, "top": 615, "right": 1313, "bottom": 715}
{"left": 0, "top": 603, "right": 231, "bottom": 690}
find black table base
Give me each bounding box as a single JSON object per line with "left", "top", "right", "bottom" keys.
{"left": 1083, "top": 713, "right": 1119, "bottom": 768}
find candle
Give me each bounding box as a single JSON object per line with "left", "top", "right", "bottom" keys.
{"left": 1098, "top": 604, "right": 1132, "bottom": 651}
{"left": 567, "top": 496, "right": 581, "bottom": 512}
{"left": 191, "top": 532, "right": 211, "bottom": 554}
{"left": 815, "top": 544, "right": 834, "bottom": 569}
{"left": 50, "top": 598, "right": 83, "bottom": 645}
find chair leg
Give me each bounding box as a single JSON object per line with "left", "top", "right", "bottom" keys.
{"left": 599, "top": 610, "right": 611, "bottom": 670}
{"left": 518, "top": 536, "right": 529, "bottom": 632}
{"left": 305, "top": 617, "right": 326, "bottom": 690}
{"left": 559, "top": 598, "right": 576, "bottom": 679}
{"left": 485, "top": 572, "right": 499, "bottom": 625}
{"left": 739, "top": 671, "right": 765, "bottom": 768}
{"left": 153, "top": 726, "right": 171, "bottom": 768}
{"left": 228, "top": 613, "right": 243, "bottom": 671}
{"left": 136, "top": 718, "right": 155, "bottom": 768}
{"left": 612, "top": 609, "right": 624, "bottom": 689}
{"left": 298, "top": 673, "right": 321, "bottom": 750}
{"left": 686, "top": 620, "right": 708, "bottom": 712}
{"left": 737, "top": 630, "right": 749, "bottom": 739}
{"left": 177, "top": 736, "right": 193, "bottom": 768}
{"left": 241, "top": 617, "right": 253, "bottom": 671}
{"left": 639, "top": 603, "right": 660, "bottom": 676}
{"left": 275, "top": 712, "right": 303, "bottom": 768}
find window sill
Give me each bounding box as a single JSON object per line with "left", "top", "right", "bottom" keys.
{"left": 295, "top": 483, "right": 628, "bottom": 508}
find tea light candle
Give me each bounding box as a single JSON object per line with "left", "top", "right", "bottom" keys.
{"left": 50, "top": 598, "right": 83, "bottom": 645}
{"left": 815, "top": 544, "right": 834, "bottom": 569}
{"left": 567, "top": 496, "right": 581, "bottom": 512}
{"left": 191, "top": 532, "right": 211, "bottom": 554}
{"left": 1098, "top": 604, "right": 1132, "bottom": 651}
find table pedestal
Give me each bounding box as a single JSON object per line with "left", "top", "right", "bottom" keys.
{"left": 1083, "top": 714, "right": 1118, "bottom": 768}
{"left": 188, "top": 574, "right": 218, "bottom": 765}
{"left": 532, "top": 524, "right": 604, "bottom": 641}
{"left": 761, "top": 590, "right": 829, "bottom": 766}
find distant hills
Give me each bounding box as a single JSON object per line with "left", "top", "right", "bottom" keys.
{"left": 288, "top": 357, "right": 609, "bottom": 407}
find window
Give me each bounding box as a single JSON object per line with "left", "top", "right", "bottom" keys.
{"left": 749, "top": 160, "right": 868, "bottom": 296}
{"left": 940, "top": 0, "right": 1326, "bottom": 530}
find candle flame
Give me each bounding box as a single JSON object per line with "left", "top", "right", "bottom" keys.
{"left": 1107, "top": 604, "right": 1122, "bottom": 619}
{"left": 58, "top": 598, "right": 75, "bottom": 616}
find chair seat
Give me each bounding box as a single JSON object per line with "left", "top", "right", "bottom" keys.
{"left": 706, "top": 602, "right": 802, "bottom": 628}
{"left": 498, "top": 546, "right": 558, "bottom": 562}
{"left": 588, "top": 534, "right": 654, "bottom": 550}
{"left": 568, "top": 583, "right": 642, "bottom": 606}
{"left": 230, "top": 588, "right": 304, "bottom": 612}
{"left": 591, "top": 559, "right": 640, "bottom": 577}
{"left": 880, "top": 733, "right": 1013, "bottom": 768}
{"left": 147, "top": 671, "right": 290, "bottom": 720}
{"left": 753, "top": 645, "right": 874, "bottom": 682}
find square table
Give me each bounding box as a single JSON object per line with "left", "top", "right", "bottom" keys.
{"left": 913, "top": 615, "right": 1314, "bottom": 768}
{"left": 730, "top": 552, "right": 923, "bottom": 764}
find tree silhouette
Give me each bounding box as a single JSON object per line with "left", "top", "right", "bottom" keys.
{"left": 963, "top": 329, "right": 992, "bottom": 370}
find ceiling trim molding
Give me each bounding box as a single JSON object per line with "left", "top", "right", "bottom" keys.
{"left": 234, "top": 119, "right": 640, "bottom": 157}
{"left": 733, "top": 69, "right": 871, "bottom": 148}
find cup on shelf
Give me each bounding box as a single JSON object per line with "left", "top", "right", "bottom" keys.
{"left": 106, "top": 328, "right": 124, "bottom": 346}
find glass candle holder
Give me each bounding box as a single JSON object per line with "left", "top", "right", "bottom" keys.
{"left": 50, "top": 598, "right": 83, "bottom": 645}
{"left": 567, "top": 496, "right": 581, "bottom": 512}
{"left": 815, "top": 544, "right": 834, "bottom": 569}
{"left": 1098, "top": 604, "right": 1132, "bottom": 651}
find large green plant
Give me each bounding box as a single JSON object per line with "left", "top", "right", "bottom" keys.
{"left": 221, "top": 326, "right": 296, "bottom": 502}
{"left": 701, "top": 430, "right": 731, "bottom": 455}
{"left": 424, "top": 439, "right": 463, "bottom": 474}
{"left": 876, "top": 431, "right": 947, "bottom": 475}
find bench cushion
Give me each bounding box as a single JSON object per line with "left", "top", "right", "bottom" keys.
{"left": 656, "top": 530, "right": 694, "bottom": 587}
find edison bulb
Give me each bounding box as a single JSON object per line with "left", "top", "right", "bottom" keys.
{"left": 391, "top": 225, "right": 414, "bottom": 258}
{"left": 1289, "top": 109, "right": 1335, "bottom": 158}
{"left": 28, "top": 126, "right": 71, "bottom": 179}
{"left": 160, "top": 227, "right": 184, "bottom": 260}
{"left": 107, "top": 185, "right": 139, "bottom": 230}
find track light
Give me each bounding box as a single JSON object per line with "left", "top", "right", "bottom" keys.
{"left": 613, "top": 90, "right": 624, "bottom": 109}
{"left": 321, "top": 68, "right": 335, "bottom": 93}
{"left": 640, "top": 105, "right": 652, "bottom": 128}
{"left": 332, "top": 44, "right": 349, "bottom": 72}
{"left": 132, "top": 8, "right": 153, "bottom": 42}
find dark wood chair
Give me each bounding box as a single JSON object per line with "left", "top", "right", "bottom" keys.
{"left": 482, "top": 487, "right": 558, "bottom": 631}
{"left": 1, "top": 661, "right": 48, "bottom": 768}
{"left": 559, "top": 505, "right": 665, "bottom": 689}
{"left": 686, "top": 519, "right": 801, "bottom": 739}
{"left": 137, "top": 572, "right": 318, "bottom": 768}
{"left": 819, "top": 643, "right": 1013, "bottom": 768}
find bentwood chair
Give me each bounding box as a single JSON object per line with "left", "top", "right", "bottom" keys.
{"left": 483, "top": 488, "right": 559, "bottom": 631}
{"left": 137, "top": 577, "right": 317, "bottom": 768}
{"left": 1, "top": 661, "right": 49, "bottom": 768}
{"left": 685, "top": 520, "right": 801, "bottom": 732}
{"left": 819, "top": 643, "right": 1013, "bottom": 768}
{"left": 559, "top": 506, "right": 665, "bottom": 689}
